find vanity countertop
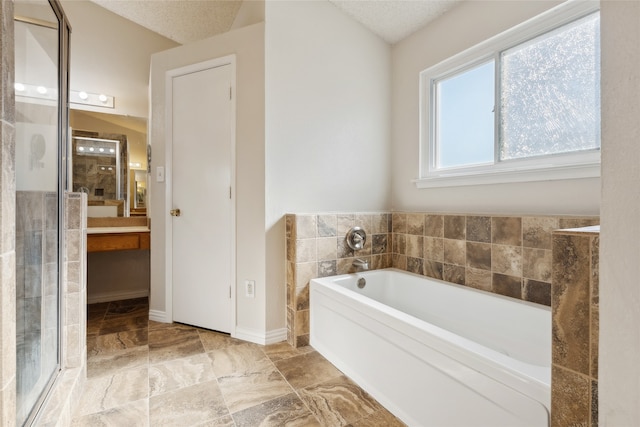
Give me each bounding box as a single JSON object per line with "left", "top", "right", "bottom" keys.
{"left": 87, "top": 226, "right": 150, "bottom": 234}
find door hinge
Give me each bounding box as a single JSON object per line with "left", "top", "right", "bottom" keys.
{"left": 229, "top": 186, "right": 232, "bottom": 199}
{"left": 229, "top": 86, "right": 232, "bottom": 100}
{"left": 229, "top": 286, "right": 232, "bottom": 299}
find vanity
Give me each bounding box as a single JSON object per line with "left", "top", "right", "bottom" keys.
{"left": 87, "top": 217, "right": 150, "bottom": 252}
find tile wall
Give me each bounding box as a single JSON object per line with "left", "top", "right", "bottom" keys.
{"left": 0, "top": 1, "right": 17, "bottom": 424}
{"left": 285, "top": 213, "right": 392, "bottom": 347}
{"left": 286, "top": 211, "right": 599, "bottom": 347}
{"left": 552, "top": 228, "right": 599, "bottom": 427}
{"left": 391, "top": 212, "right": 599, "bottom": 306}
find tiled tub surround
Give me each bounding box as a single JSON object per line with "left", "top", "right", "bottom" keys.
{"left": 286, "top": 212, "right": 599, "bottom": 348}
{"left": 285, "top": 213, "right": 392, "bottom": 347}
{"left": 551, "top": 227, "right": 599, "bottom": 427}
{"left": 391, "top": 213, "right": 599, "bottom": 307}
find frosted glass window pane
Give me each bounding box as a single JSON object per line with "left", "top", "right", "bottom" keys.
{"left": 500, "top": 12, "right": 600, "bottom": 160}
{"left": 436, "top": 61, "right": 495, "bottom": 168}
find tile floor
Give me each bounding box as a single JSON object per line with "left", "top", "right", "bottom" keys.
{"left": 71, "top": 297, "right": 405, "bottom": 426}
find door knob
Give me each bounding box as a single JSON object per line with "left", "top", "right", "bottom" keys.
{"left": 170, "top": 208, "right": 181, "bottom": 217}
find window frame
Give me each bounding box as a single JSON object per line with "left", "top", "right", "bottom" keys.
{"left": 416, "top": 1, "right": 601, "bottom": 189}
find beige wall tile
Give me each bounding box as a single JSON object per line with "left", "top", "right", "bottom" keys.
{"left": 523, "top": 216, "right": 558, "bottom": 250}
{"left": 523, "top": 279, "right": 551, "bottom": 306}
{"left": 492, "top": 244, "right": 522, "bottom": 276}
{"left": 295, "top": 239, "right": 317, "bottom": 263}
{"left": 552, "top": 234, "right": 591, "bottom": 375}
{"left": 371, "top": 213, "right": 390, "bottom": 234}
{"left": 295, "top": 215, "right": 317, "bottom": 239}
{"left": 424, "top": 237, "right": 443, "bottom": 262}
{"left": 424, "top": 261, "right": 443, "bottom": 280}
{"left": 523, "top": 247, "right": 552, "bottom": 282}
{"left": 465, "top": 268, "right": 491, "bottom": 292}
{"left": 406, "top": 213, "right": 424, "bottom": 235}
{"left": 443, "top": 239, "right": 465, "bottom": 266}
{"left": 443, "top": 264, "right": 464, "bottom": 285}
{"left": 466, "top": 242, "right": 491, "bottom": 270}
{"left": 405, "top": 235, "right": 423, "bottom": 259}
{"left": 424, "top": 215, "right": 443, "bottom": 238}
{"left": 317, "top": 214, "right": 337, "bottom": 237}
{"left": 406, "top": 257, "right": 423, "bottom": 275}
{"left": 492, "top": 217, "right": 522, "bottom": 246}
{"left": 337, "top": 214, "right": 355, "bottom": 236}
{"left": 354, "top": 214, "right": 373, "bottom": 235}
{"left": 444, "top": 215, "right": 465, "bottom": 240}
{"left": 371, "top": 234, "right": 388, "bottom": 255}
{"left": 492, "top": 273, "right": 522, "bottom": 299}
{"left": 551, "top": 365, "right": 591, "bottom": 427}
{"left": 466, "top": 216, "right": 491, "bottom": 243}
{"left": 391, "top": 213, "right": 406, "bottom": 234}
{"left": 317, "top": 237, "right": 337, "bottom": 261}
{"left": 295, "top": 262, "right": 317, "bottom": 289}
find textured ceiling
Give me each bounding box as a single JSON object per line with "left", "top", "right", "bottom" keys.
{"left": 90, "top": 0, "right": 243, "bottom": 44}
{"left": 329, "top": 0, "right": 462, "bottom": 44}
{"left": 90, "top": 0, "right": 462, "bottom": 45}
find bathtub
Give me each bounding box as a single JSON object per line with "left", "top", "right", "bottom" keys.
{"left": 310, "top": 268, "right": 550, "bottom": 427}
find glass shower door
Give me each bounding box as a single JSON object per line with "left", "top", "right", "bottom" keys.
{"left": 14, "top": 0, "right": 69, "bottom": 425}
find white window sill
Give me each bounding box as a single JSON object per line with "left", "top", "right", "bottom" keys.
{"left": 413, "top": 162, "right": 600, "bottom": 189}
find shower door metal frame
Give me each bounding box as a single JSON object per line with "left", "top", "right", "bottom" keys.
{"left": 14, "top": 0, "right": 71, "bottom": 425}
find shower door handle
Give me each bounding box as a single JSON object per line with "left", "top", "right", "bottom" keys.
{"left": 170, "top": 208, "right": 181, "bottom": 217}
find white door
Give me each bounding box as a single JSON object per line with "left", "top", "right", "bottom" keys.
{"left": 170, "top": 62, "right": 233, "bottom": 332}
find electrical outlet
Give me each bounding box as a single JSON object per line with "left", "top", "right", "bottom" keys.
{"left": 245, "top": 280, "right": 255, "bottom": 298}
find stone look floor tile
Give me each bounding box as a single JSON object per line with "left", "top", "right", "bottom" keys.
{"left": 149, "top": 380, "right": 229, "bottom": 426}
{"left": 217, "top": 368, "right": 293, "bottom": 414}
{"left": 75, "top": 366, "right": 149, "bottom": 417}
{"left": 263, "top": 342, "right": 314, "bottom": 363}
{"left": 71, "top": 399, "right": 149, "bottom": 427}
{"left": 232, "top": 393, "right": 320, "bottom": 427}
{"left": 298, "top": 375, "right": 383, "bottom": 426}
{"left": 148, "top": 326, "right": 205, "bottom": 364}
{"left": 75, "top": 298, "right": 400, "bottom": 427}
{"left": 208, "top": 342, "right": 274, "bottom": 377}
{"left": 149, "top": 353, "right": 217, "bottom": 397}
{"left": 274, "top": 351, "right": 343, "bottom": 389}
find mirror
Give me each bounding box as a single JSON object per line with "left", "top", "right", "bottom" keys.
{"left": 71, "top": 130, "right": 127, "bottom": 216}
{"left": 69, "top": 110, "right": 148, "bottom": 216}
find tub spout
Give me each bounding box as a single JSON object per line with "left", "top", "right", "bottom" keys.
{"left": 353, "top": 258, "right": 369, "bottom": 271}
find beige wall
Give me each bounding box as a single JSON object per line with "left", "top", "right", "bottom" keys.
{"left": 264, "top": 0, "right": 392, "bottom": 332}
{"left": 61, "top": 0, "right": 178, "bottom": 118}
{"left": 599, "top": 0, "right": 640, "bottom": 424}
{"left": 390, "top": 0, "right": 600, "bottom": 215}
{"left": 149, "top": 23, "right": 267, "bottom": 338}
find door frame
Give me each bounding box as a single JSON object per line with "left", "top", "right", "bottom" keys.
{"left": 164, "top": 55, "right": 237, "bottom": 335}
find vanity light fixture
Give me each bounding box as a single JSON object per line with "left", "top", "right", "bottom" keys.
{"left": 70, "top": 90, "right": 115, "bottom": 108}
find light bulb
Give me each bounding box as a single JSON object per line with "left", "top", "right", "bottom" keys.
{"left": 109, "top": 148, "right": 115, "bottom": 153}
{"left": 78, "top": 91, "right": 88, "bottom": 100}
{"left": 98, "top": 94, "right": 108, "bottom": 103}
{"left": 89, "top": 147, "right": 94, "bottom": 152}
{"left": 78, "top": 147, "right": 85, "bottom": 152}
{"left": 37, "top": 86, "right": 47, "bottom": 94}
{"left": 99, "top": 148, "right": 105, "bottom": 153}
{"left": 14, "top": 83, "right": 25, "bottom": 92}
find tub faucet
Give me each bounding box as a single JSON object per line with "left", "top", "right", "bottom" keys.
{"left": 353, "top": 258, "right": 369, "bottom": 271}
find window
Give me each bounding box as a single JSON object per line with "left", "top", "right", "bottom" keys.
{"left": 417, "top": 2, "right": 600, "bottom": 188}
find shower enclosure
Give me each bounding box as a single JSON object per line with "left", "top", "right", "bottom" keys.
{"left": 14, "top": 0, "right": 70, "bottom": 425}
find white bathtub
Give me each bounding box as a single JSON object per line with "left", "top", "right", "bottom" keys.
{"left": 310, "top": 268, "right": 550, "bottom": 427}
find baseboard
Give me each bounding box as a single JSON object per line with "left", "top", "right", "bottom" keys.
{"left": 87, "top": 289, "right": 149, "bottom": 304}
{"left": 149, "top": 309, "right": 169, "bottom": 323}
{"left": 234, "top": 327, "right": 287, "bottom": 345}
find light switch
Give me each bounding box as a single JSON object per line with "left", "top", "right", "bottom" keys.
{"left": 156, "top": 166, "right": 165, "bottom": 182}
